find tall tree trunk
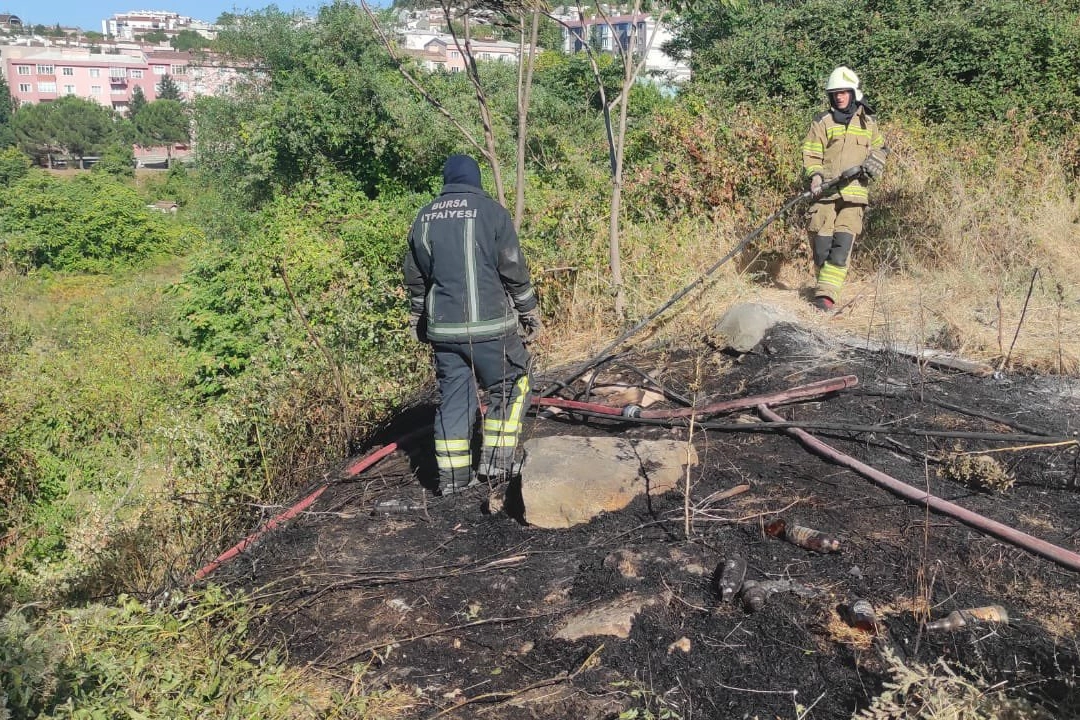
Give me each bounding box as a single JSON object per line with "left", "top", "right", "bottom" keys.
{"left": 514, "top": 11, "right": 540, "bottom": 232}
{"left": 453, "top": 6, "right": 505, "bottom": 206}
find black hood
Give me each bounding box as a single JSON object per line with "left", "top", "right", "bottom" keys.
{"left": 442, "top": 154, "right": 482, "bottom": 189}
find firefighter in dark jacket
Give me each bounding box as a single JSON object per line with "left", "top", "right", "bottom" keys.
{"left": 403, "top": 154, "right": 542, "bottom": 495}
{"left": 802, "top": 66, "right": 887, "bottom": 311}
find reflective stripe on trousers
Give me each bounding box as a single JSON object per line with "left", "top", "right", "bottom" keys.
{"left": 431, "top": 334, "right": 531, "bottom": 483}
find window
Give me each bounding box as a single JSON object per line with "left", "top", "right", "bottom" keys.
{"left": 37, "top": 82, "right": 56, "bottom": 93}
{"left": 17, "top": 83, "right": 30, "bottom": 92}
{"left": 130, "top": 69, "right": 143, "bottom": 78}
{"left": 62, "top": 67, "right": 74, "bottom": 75}
{"left": 109, "top": 67, "right": 126, "bottom": 79}
{"left": 16, "top": 65, "right": 31, "bottom": 75}
{"left": 63, "top": 85, "right": 75, "bottom": 94}
{"left": 450, "top": 51, "right": 459, "bottom": 59}
{"left": 110, "top": 87, "right": 125, "bottom": 95}
{"left": 153, "top": 65, "right": 166, "bottom": 75}
{"left": 170, "top": 64, "right": 187, "bottom": 75}
{"left": 89, "top": 68, "right": 100, "bottom": 77}
{"left": 36, "top": 64, "right": 53, "bottom": 74}
{"left": 178, "top": 82, "right": 188, "bottom": 92}
{"left": 90, "top": 85, "right": 102, "bottom": 94}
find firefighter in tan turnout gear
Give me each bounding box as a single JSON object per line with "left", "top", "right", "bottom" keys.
{"left": 404, "top": 154, "right": 542, "bottom": 496}
{"left": 802, "top": 66, "right": 887, "bottom": 311}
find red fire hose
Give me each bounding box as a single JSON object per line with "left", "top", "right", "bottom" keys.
{"left": 757, "top": 404, "right": 1080, "bottom": 573}
{"left": 193, "top": 427, "right": 427, "bottom": 581}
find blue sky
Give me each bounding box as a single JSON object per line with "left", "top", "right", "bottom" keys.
{"left": 6, "top": 1, "right": 325, "bottom": 31}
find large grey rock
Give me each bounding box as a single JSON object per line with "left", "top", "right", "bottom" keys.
{"left": 712, "top": 302, "right": 784, "bottom": 352}
{"left": 520, "top": 435, "right": 697, "bottom": 529}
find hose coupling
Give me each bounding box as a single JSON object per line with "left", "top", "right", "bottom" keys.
{"left": 621, "top": 404, "right": 642, "bottom": 418}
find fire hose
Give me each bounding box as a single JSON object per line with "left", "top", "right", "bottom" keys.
{"left": 540, "top": 165, "right": 866, "bottom": 399}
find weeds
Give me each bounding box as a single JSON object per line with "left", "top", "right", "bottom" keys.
{"left": 857, "top": 645, "right": 1052, "bottom": 720}
{"left": 0, "top": 587, "right": 411, "bottom": 719}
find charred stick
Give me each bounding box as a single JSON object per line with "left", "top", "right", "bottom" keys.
{"left": 853, "top": 389, "right": 1053, "bottom": 437}
{"left": 541, "top": 407, "right": 1072, "bottom": 444}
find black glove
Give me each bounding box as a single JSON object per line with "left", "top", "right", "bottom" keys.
{"left": 519, "top": 308, "right": 542, "bottom": 343}
{"left": 409, "top": 310, "right": 425, "bottom": 342}
{"left": 862, "top": 150, "right": 886, "bottom": 180}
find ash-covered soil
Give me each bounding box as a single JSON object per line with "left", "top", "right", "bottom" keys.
{"left": 210, "top": 322, "right": 1080, "bottom": 719}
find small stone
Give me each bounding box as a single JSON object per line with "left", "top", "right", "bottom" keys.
{"left": 667, "top": 637, "right": 691, "bottom": 654}
{"left": 849, "top": 565, "right": 863, "bottom": 579}
{"left": 603, "top": 549, "right": 643, "bottom": 579}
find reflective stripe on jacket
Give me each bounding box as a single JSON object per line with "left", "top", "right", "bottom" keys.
{"left": 802, "top": 106, "right": 885, "bottom": 205}
{"left": 404, "top": 183, "right": 537, "bottom": 343}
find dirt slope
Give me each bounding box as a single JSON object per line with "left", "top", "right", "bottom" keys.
{"left": 210, "top": 322, "right": 1080, "bottom": 720}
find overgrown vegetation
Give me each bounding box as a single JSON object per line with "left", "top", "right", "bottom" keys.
{"left": 1, "top": 0, "right": 1078, "bottom": 715}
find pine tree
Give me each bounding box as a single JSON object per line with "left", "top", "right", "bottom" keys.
{"left": 128, "top": 85, "right": 148, "bottom": 119}
{"left": 156, "top": 74, "right": 183, "bottom": 101}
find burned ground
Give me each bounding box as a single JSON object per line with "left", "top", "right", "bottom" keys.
{"left": 211, "top": 322, "right": 1080, "bottom": 719}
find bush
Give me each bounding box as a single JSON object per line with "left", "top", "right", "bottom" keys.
{"left": 0, "top": 590, "right": 410, "bottom": 718}
{"left": 0, "top": 147, "right": 30, "bottom": 187}
{"left": 0, "top": 172, "right": 199, "bottom": 272}
{"left": 675, "top": 0, "right": 1080, "bottom": 136}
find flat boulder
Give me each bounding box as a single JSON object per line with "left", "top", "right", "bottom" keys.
{"left": 712, "top": 302, "right": 784, "bottom": 352}
{"left": 554, "top": 593, "right": 658, "bottom": 640}
{"left": 520, "top": 435, "right": 697, "bottom": 529}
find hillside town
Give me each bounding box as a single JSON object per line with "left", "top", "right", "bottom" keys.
{"left": 0, "top": 6, "right": 687, "bottom": 166}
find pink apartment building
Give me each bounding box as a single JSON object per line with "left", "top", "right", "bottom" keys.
{"left": 2, "top": 45, "right": 241, "bottom": 113}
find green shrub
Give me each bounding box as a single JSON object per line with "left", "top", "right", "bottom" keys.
{"left": 1, "top": 589, "right": 407, "bottom": 719}
{"left": 675, "top": 0, "right": 1080, "bottom": 136}
{"left": 0, "top": 147, "right": 30, "bottom": 187}
{"left": 0, "top": 172, "right": 199, "bottom": 272}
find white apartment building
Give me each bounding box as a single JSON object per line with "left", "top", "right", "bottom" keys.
{"left": 102, "top": 10, "right": 216, "bottom": 41}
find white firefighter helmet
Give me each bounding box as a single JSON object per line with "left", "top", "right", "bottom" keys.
{"left": 826, "top": 66, "right": 863, "bottom": 103}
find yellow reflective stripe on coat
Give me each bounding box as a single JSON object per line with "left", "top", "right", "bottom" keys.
{"left": 435, "top": 439, "right": 470, "bottom": 452}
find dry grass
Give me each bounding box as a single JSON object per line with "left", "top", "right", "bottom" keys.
{"left": 534, "top": 126, "right": 1080, "bottom": 380}
{"left": 823, "top": 603, "right": 876, "bottom": 651}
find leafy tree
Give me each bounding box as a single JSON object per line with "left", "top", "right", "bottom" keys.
{"left": 91, "top": 143, "right": 135, "bottom": 178}
{"left": 201, "top": 2, "right": 455, "bottom": 204}
{"left": 49, "top": 96, "right": 118, "bottom": 164}
{"left": 156, "top": 74, "right": 183, "bottom": 101}
{"left": 11, "top": 97, "right": 117, "bottom": 166}
{"left": 0, "top": 75, "right": 15, "bottom": 148}
{"left": 10, "top": 102, "right": 60, "bottom": 166}
{"left": 128, "top": 85, "right": 148, "bottom": 120}
{"left": 670, "top": 0, "right": 1080, "bottom": 132}
{"left": 0, "top": 146, "right": 30, "bottom": 185}
{"left": 138, "top": 29, "right": 169, "bottom": 43}
{"left": 84, "top": 31, "right": 104, "bottom": 41}
{"left": 135, "top": 100, "right": 188, "bottom": 165}
{"left": 170, "top": 29, "right": 210, "bottom": 51}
